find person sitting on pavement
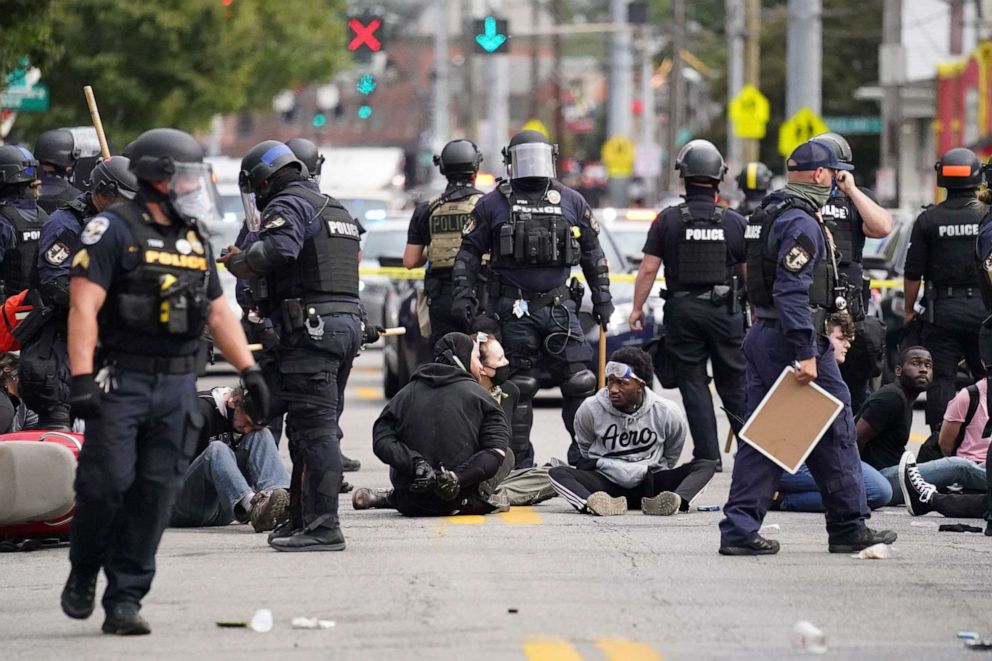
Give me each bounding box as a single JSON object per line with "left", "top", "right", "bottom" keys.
{"left": 774, "top": 313, "right": 892, "bottom": 511}
{"left": 356, "top": 332, "right": 512, "bottom": 516}
{"left": 169, "top": 386, "right": 290, "bottom": 532}
{"left": 0, "top": 353, "right": 38, "bottom": 434}
{"left": 548, "top": 347, "right": 717, "bottom": 516}
{"left": 898, "top": 451, "right": 991, "bottom": 533}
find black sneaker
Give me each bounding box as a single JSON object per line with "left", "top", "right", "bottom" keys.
{"left": 719, "top": 534, "right": 780, "bottom": 556}
{"left": 266, "top": 519, "right": 297, "bottom": 544}
{"left": 269, "top": 526, "right": 346, "bottom": 552}
{"left": 101, "top": 603, "right": 151, "bottom": 635}
{"left": 898, "top": 451, "right": 936, "bottom": 516}
{"left": 828, "top": 527, "right": 898, "bottom": 553}
{"left": 341, "top": 454, "right": 361, "bottom": 472}
{"left": 61, "top": 569, "right": 97, "bottom": 619}
{"left": 352, "top": 487, "right": 391, "bottom": 510}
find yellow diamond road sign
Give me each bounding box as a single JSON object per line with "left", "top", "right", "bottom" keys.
{"left": 601, "top": 135, "right": 635, "bottom": 178}
{"left": 521, "top": 118, "right": 550, "bottom": 139}
{"left": 728, "top": 85, "right": 770, "bottom": 139}
{"left": 778, "top": 107, "right": 830, "bottom": 157}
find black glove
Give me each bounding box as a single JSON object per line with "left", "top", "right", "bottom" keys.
{"left": 433, "top": 468, "right": 461, "bottom": 501}
{"left": 409, "top": 458, "right": 437, "bottom": 494}
{"left": 576, "top": 456, "right": 599, "bottom": 471}
{"left": 69, "top": 374, "right": 101, "bottom": 419}
{"left": 362, "top": 322, "right": 382, "bottom": 345}
{"left": 593, "top": 301, "right": 615, "bottom": 330}
{"left": 240, "top": 365, "right": 271, "bottom": 425}
{"left": 451, "top": 298, "right": 475, "bottom": 329}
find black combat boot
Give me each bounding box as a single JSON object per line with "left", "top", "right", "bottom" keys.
{"left": 61, "top": 569, "right": 98, "bottom": 619}
{"left": 102, "top": 603, "right": 151, "bottom": 635}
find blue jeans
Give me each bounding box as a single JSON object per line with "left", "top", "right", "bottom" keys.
{"left": 170, "top": 429, "right": 290, "bottom": 527}
{"left": 881, "top": 457, "right": 988, "bottom": 505}
{"left": 778, "top": 461, "right": 892, "bottom": 512}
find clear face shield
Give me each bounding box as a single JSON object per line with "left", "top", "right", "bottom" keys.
{"left": 168, "top": 162, "right": 224, "bottom": 226}
{"left": 508, "top": 142, "right": 556, "bottom": 180}
{"left": 67, "top": 127, "right": 101, "bottom": 161}
{"left": 238, "top": 171, "right": 261, "bottom": 232}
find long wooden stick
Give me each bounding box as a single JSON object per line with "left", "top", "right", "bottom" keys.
{"left": 597, "top": 326, "right": 607, "bottom": 389}
{"left": 83, "top": 85, "right": 111, "bottom": 159}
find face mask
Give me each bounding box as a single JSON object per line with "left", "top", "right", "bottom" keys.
{"left": 489, "top": 364, "right": 511, "bottom": 385}
{"left": 783, "top": 181, "right": 832, "bottom": 209}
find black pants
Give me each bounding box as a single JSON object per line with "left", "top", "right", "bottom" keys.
{"left": 242, "top": 318, "right": 284, "bottom": 443}
{"left": 923, "top": 297, "right": 987, "bottom": 430}
{"left": 69, "top": 370, "right": 202, "bottom": 609}
{"left": 19, "top": 324, "right": 70, "bottom": 428}
{"left": 663, "top": 296, "right": 746, "bottom": 461}
{"left": 548, "top": 459, "right": 717, "bottom": 512}
{"left": 387, "top": 449, "right": 514, "bottom": 517}
{"left": 425, "top": 274, "right": 462, "bottom": 348}
{"left": 931, "top": 493, "right": 988, "bottom": 519}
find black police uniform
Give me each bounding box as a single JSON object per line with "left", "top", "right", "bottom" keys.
{"left": 904, "top": 191, "right": 989, "bottom": 430}
{"left": 641, "top": 188, "right": 747, "bottom": 461}
{"left": 453, "top": 179, "right": 611, "bottom": 467}
{"left": 407, "top": 181, "right": 484, "bottom": 346}
{"left": 68, "top": 198, "right": 220, "bottom": 611}
{"left": 241, "top": 177, "right": 363, "bottom": 537}
{"left": 0, "top": 195, "right": 46, "bottom": 299}
{"left": 37, "top": 170, "right": 81, "bottom": 215}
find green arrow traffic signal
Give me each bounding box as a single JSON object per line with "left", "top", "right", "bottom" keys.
{"left": 474, "top": 16, "right": 508, "bottom": 54}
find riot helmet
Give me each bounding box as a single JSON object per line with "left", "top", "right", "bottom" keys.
{"left": 675, "top": 139, "right": 727, "bottom": 183}
{"left": 935, "top": 148, "right": 982, "bottom": 189}
{"left": 0, "top": 145, "right": 40, "bottom": 185}
{"left": 90, "top": 156, "right": 139, "bottom": 201}
{"left": 434, "top": 139, "right": 483, "bottom": 178}
{"left": 735, "top": 161, "right": 772, "bottom": 194}
{"left": 813, "top": 132, "right": 853, "bottom": 166}
{"left": 502, "top": 130, "right": 557, "bottom": 180}
{"left": 34, "top": 127, "right": 100, "bottom": 169}
{"left": 239, "top": 140, "right": 305, "bottom": 230}
{"left": 126, "top": 128, "right": 223, "bottom": 225}
{"left": 286, "top": 138, "right": 324, "bottom": 183}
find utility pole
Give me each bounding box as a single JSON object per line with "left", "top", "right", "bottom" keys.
{"left": 529, "top": 0, "right": 540, "bottom": 119}
{"left": 663, "top": 0, "right": 685, "bottom": 192}
{"left": 432, "top": 0, "right": 449, "bottom": 157}
{"left": 484, "top": 0, "right": 509, "bottom": 179}
{"left": 639, "top": 27, "right": 657, "bottom": 201}
{"left": 880, "top": 0, "right": 904, "bottom": 206}
{"left": 726, "top": 0, "right": 745, "bottom": 172}
{"left": 785, "top": 0, "right": 821, "bottom": 118}
{"left": 552, "top": 0, "right": 564, "bottom": 154}
{"left": 608, "top": 0, "right": 633, "bottom": 206}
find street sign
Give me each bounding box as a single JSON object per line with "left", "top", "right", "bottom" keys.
{"left": 778, "top": 107, "right": 829, "bottom": 157}
{"left": 728, "top": 84, "right": 770, "bottom": 139}
{"left": 347, "top": 17, "right": 383, "bottom": 52}
{"left": 0, "top": 84, "right": 49, "bottom": 112}
{"left": 601, "top": 135, "right": 635, "bottom": 178}
{"left": 473, "top": 16, "right": 509, "bottom": 54}
{"left": 521, "top": 117, "right": 550, "bottom": 139}
{"left": 823, "top": 115, "right": 882, "bottom": 135}
{"left": 633, "top": 142, "right": 662, "bottom": 179}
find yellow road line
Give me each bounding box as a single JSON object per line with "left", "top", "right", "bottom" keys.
{"left": 354, "top": 387, "right": 382, "bottom": 401}
{"left": 909, "top": 432, "right": 927, "bottom": 444}
{"left": 444, "top": 515, "right": 487, "bottom": 525}
{"left": 353, "top": 365, "right": 381, "bottom": 374}
{"left": 497, "top": 506, "right": 544, "bottom": 526}
{"left": 523, "top": 638, "right": 584, "bottom": 661}
{"left": 597, "top": 639, "right": 664, "bottom": 661}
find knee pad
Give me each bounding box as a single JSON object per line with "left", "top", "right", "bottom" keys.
{"left": 509, "top": 373, "right": 540, "bottom": 400}
{"left": 560, "top": 369, "right": 596, "bottom": 399}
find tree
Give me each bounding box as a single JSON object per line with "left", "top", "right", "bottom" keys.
{"left": 0, "top": 0, "right": 59, "bottom": 83}
{"left": 13, "top": 0, "right": 346, "bottom": 145}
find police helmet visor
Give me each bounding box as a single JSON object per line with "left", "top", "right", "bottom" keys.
{"left": 66, "top": 127, "right": 102, "bottom": 161}
{"left": 508, "top": 142, "right": 556, "bottom": 179}
{"left": 237, "top": 171, "right": 262, "bottom": 231}
{"left": 169, "top": 162, "right": 223, "bottom": 225}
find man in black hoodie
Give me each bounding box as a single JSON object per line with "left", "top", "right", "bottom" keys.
{"left": 363, "top": 332, "right": 511, "bottom": 517}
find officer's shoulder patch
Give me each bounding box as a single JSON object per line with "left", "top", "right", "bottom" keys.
{"left": 262, "top": 214, "right": 287, "bottom": 230}
{"left": 44, "top": 241, "right": 71, "bottom": 266}
{"left": 462, "top": 216, "right": 477, "bottom": 235}
{"left": 80, "top": 216, "right": 110, "bottom": 245}
{"left": 983, "top": 251, "right": 992, "bottom": 272}
{"left": 783, "top": 243, "right": 811, "bottom": 273}
{"left": 71, "top": 248, "right": 89, "bottom": 270}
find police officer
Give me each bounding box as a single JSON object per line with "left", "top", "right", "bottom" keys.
{"left": 404, "top": 139, "right": 485, "bottom": 347}
{"left": 719, "top": 139, "right": 896, "bottom": 555}
{"left": 904, "top": 148, "right": 989, "bottom": 433}
{"left": 734, "top": 161, "right": 772, "bottom": 216}
{"left": 286, "top": 137, "right": 325, "bottom": 184}
{"left": 20, "top": 156, "right": 138, "bottom": 430}
{"left": 34, "top": 128, "right": 96, "bottom": 213}
{"left": 451, "top": 130, "right": 613, "bottom": 467}
{"left": 814, "top": 132, "right": 892, "bottom": 414}
{"left": 60, "top": 128, "right": 267, "bottom": 634}
{"left": 223, "top": 140, "right": 369, "bottom": 551}
{"left": 0, "top": 145, "right": 46, "bottom": 304}
{"left": 629, "top": 140, "right": 745, "bottom": 466}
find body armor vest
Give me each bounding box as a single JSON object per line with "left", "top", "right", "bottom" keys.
{"left": 106, "top": 202, "right": 211, "bottom": 339}
{"left": 64, "top": 197, "right": 91, "bottom": 227}
{"left": 269, "top": 183, "right": 360, "bottom": 301}
{"left": 674, "top": 203, "right": 732, "bottom": 288}
{"left": 491, "top": 182, "right": 581, "bottom": 270}
{"left": 0, "top": 200, "right": 47, "bottom": 295}
{"left": 821, "top": 193, "right": 861, "bottom": 267}
{"left": 426, "top": 188, "right": 482, "bottom": 272}
{"left": 923, "top": 200, "right": 986, "bottom": 287}
{"left": 745, "top": 197, "right": 837, "bottom": 311}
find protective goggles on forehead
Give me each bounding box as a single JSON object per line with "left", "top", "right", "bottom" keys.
{"left": 604, "top": 361, "right": 645, "bottom": 384}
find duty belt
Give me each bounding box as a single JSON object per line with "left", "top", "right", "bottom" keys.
{"left": 932, "top": 285, "right": 978, "bottom": 300}
{"left": 104, "top": 351, "right": 199, "bottom": 375}
{"left": 668, "top": 289, "right": 717, "bottom": 300}
{"left": 497, "top": 283, "right": 570, "bottom": 313}
{"left": 303, "top": 300, "right": 362, "bottom": 316}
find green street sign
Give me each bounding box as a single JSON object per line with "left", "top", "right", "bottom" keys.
{"left": 823, "top": 116, "right": 881, "bottom": 135}
{"left": 0, "top": 84, "right": 49, "bottom": 112}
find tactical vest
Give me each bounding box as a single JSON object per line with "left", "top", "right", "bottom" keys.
{"left": 674, "top": 203, "right": 732, "bottom": 288}
{"left": 0, "top": 200, "right": 47, "bottom": 295}
{"left": 106, "top": 202, "right": 211, "bottom": 339}
{"left": 745, "top": 197, "right": 836, "bottom": 311}
{"left": 491, "top": 182, "right": 581, "bottom": 270}
{"left": 64, "top": 197, "right": 91, "bottom": 228}
{"left": 269, "top": 183, "right": 361, "bottom": 301}
{"left": 820, "top": 193, "right": 861, "bottom": 267}
{"left": 426, "top": 188, "right": 482, "bottom": 272}
{"left": 923, "top": 199, "right": 986, "bottom": 287}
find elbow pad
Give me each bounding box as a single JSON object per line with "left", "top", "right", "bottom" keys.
{"left": 228, "top": 240, "right": 284, "bottom": 279}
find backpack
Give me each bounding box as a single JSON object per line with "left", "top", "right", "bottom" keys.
{"left": 916, "top": 384, "right": 981, "bottom": 463}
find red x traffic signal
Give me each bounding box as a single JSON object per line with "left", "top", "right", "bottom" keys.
{"left": 348, "top": 17, "right": 382, "bottom": 52}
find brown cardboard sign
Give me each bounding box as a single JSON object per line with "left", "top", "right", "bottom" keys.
{"left": 738, "top": 366, "right": 844, "bottom": 474}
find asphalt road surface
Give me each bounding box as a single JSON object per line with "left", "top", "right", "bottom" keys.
{"left": 2, "top": 349, "right": 990, "bottom": 660}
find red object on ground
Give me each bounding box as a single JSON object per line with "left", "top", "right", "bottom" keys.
{"left": 0, "top": 430, "right": 82, "bottom": 540}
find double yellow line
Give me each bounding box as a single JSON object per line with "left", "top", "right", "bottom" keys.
{"left": 524, "top": 637, "right": 663, "bottom": 661}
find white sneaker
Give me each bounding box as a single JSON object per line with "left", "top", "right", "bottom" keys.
{"left": 585, "top": 491, "right": 628, "bottom": 516}
{"left": 641, "top": 491, "right": 682, "bottom": 516}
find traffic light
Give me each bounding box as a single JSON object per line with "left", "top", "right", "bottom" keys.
{"left": 357, "top": 105, "right": 373, "bottom": 120}
{"left": 312, "top": 113, "right": 327, "bottom": 128}
{"left": 347, "top": 17, "right": 383, "bottom": 52}
{"left": 473, "top": 16, "right": 509, "bottom": 54}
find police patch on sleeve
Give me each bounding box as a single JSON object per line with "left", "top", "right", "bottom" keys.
{"left": 783, "top": 244, "right": 811, "bottom": 272}
{"left": 72, "top": 248, "right": 89, "bottom": 270}
{"left": 983, "top": 252, "right": 992, "bottom": 272}
{"left": 584, "top": 207, "right": 600, "bottom": 235}
{"left": 263, "top": 215, "right": 287, "bottom": 230}
{"left": 80, "top": 216, "right": 110, "bottom": 245}
{"left": 461, "top": 217, "right": 477, "bottom": 235}
{"left": 44, "top": 241, "right": 71, "bottom": 266}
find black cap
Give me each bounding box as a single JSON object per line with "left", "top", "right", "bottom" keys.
{"left": 433, "top": 332, "right": 475, "bottom": 372}
{"left": 787, "top": 139, "right": 854, "bottom": 172}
